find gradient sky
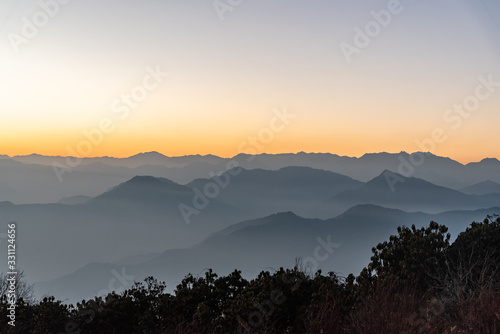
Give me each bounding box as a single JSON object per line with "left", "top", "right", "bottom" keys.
{"left": 0, "top": 0, "right": 499, "bottom": 163}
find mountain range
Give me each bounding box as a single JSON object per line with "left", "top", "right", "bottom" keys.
{"left": 0, "top": 152, "right": 498, "bottom": 304}
{"left": 1, "top": 151, "right": 500, "bottom": 204}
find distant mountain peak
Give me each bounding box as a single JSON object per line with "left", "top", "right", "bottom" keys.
{"left": 480, "top": 180, "right": 499, "bottom": 185}
{"left": 365, "top": 170, "right": 444, "bottom": 190}
{"left": 269, "top": 211, "right": 301, "bottom": 219}
{"left": 126, "top": 175, "right": 173, "bottom": 185}
{"left": 130, "top": 151, "right": 167, "bottom": 158}
{"left": 361, "top": 151, "right": 397, "bottom": 158}
{"left": 338, "top": 204, "right": 408, "bottom": 217}
{"left": 278, "top": 166, "right": 316, "bottom": 172}
{"left": 92, "top": 175, "right": 190, "bottom": 202}
{"left": 411, "top": 151, "right": 434, "bottom": 156}
{"left": 23, "top": 153, "right": 44, "bottom": 157}
{"left": 375, "top": 169, "right": 406, "bottom": 180}
{"left": 480, "top": 157, "right": 500, "bottom": 164}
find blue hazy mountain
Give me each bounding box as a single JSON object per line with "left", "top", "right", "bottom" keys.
{"left": 1, "top": 152, "right": 500, "bottom": 305}
{"left": 186, "top": 166, "right": 363, "bottom": 218}
{"left": 0, "top": 167, "right": 363, "bottom": 283}
{"left": 326, "top": 170, "right": 500, "bottom": 215}
{"left": 0, "top": 175, "right": 246, "bottom": 283}
{"left": 2, "top": 165, "right": 500, "bottom": 286}
{"left": 460, "top": 180, "right": 500, "bottom": 195}
{"left": 35, "top": 205, "right": 500, "bottom": 304}
{"left": 2, "top": 152, "right": 500, "bottom": 204}
{"left": 58, "top": 195, "right": 92, "bottom": 204}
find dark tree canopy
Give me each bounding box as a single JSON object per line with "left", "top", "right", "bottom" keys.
{"left": 368, "top": 221, "right": 451, "bottom": 292}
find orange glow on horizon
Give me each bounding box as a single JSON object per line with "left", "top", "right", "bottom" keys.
{"left": 0, "top": 138, "right": 496, "bottom": 165}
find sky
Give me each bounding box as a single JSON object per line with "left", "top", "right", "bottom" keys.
{"left": 0, "top": 0, "right": 499, "bottom": 163}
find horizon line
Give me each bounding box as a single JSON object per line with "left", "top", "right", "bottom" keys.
{"left": 2, "top": 150, "right": 499, "bottom": 165}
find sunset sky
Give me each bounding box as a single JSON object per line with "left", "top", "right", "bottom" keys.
{"left": 0, "top": 0, "right": 499, "bottom": 163}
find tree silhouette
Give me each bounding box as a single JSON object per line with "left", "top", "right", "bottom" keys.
{"left": 368, "top": 221, "right": 450, "bottom": 293}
